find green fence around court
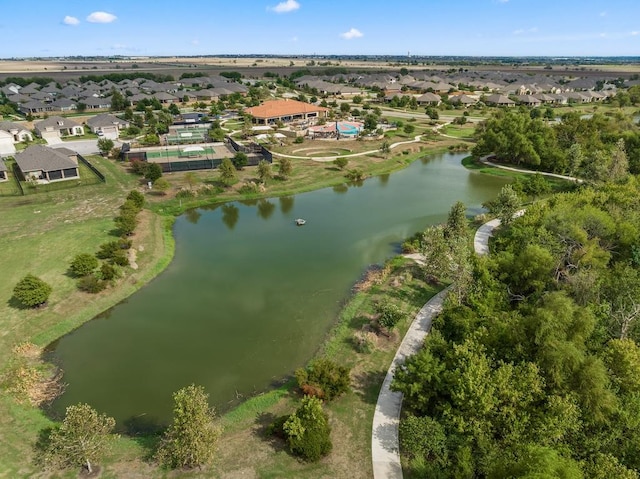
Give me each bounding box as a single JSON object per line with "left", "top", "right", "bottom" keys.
{"left": 146, "top": 147, "right": 217, "bottom": 159}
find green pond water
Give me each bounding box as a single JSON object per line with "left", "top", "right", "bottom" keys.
{"left": 45, "top": 153, "right": 509, "bottom": 430}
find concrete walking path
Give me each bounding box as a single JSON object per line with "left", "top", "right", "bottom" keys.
{"left": 271, "top": 136, "right": 423, "bottom": 162}
{"left": 479, "top": 155, "right": 583, "bottom": 183}
{"left": 371, "top": 215, "right": 504, "bottom": 479}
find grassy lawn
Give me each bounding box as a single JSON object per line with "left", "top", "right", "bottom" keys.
{"left": 442, "top": 124, "right": 476, "bottom": 139}
{"left": 0, "top": 155, "right": 175, "bottom": 477}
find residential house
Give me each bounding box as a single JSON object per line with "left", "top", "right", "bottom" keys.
{"left": 82, "top": 96, "right": 112, "bottom": 110}
{"left": 0, "top": 159, "right": 7, "bottom": 181}
{"left": 51, "top": 98, "right": 77, "bottom": 112}
{"left": 0, "top": 130, "right": 15, "bottom": 157}
{"left": 515, "top": 95, "right": 542, "bottom": 107}
{"left": 15, "top": 145, "right": 79, "bottom": 182}
{"left": 0, "top": 121, "right": 33, "bottom": 143}
{"left": 34, "top": 116, "right": 84, "bottom": 140}
{"left": 86, "top": 113, "right": 129, "bottom": 139}
{"left": 19, "top": 100, "right": 53, "bottom": 115}
{"left": 449, "top": 94, "right": 478, "bottom": 107}
{"left": 416, "top": 92, "right": 442, "bottom": 105}
{"left": 485, "top": 94, "right": 516, "bottom": 107}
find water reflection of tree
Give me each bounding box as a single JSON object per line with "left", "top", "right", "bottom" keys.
{"left": 184, "top": 208, "right": 202, "bottom": 225}
{"left": 279, "top": 196, "right": 294, "bottom": 214}
{"left": 257, "top": 199, "right": 276, "bottom": 220}
{"left": 378, "top": 174, "right": 390, "bottom": 186}
{"left": 221, "top": 204, "right": 239, "bottom": 230}
{"left": 333, "top": 183, "right": 348, "bottom": 194}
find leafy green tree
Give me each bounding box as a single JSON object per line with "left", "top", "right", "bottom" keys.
{"left": 485, "top": 184, "right": 521, "bottom": 226}
{"left": 126, "top": 190, "right": 145, "bottom": 209}
{"left": 277, "top": 157, "right": 292, "bottom": 179}
{"left": 109, "top": 89, "right": 129, "bottom": 111}
{"left": 333, "top": 157, "right": 348, "bottom": 170}
{"left": 403, "top": 123, "right": 416, "bottom": 135}
{"left": 380, "top": 141, "right": 391, "bottom": 157}
{"left": 489, "top": 445, "right": 582, "bottom": 479}
{"left": 445, "top": 201, "right": 468, "bottom": 239}
{"left": 97, "top": 138, "right": 114, "bottom": 156}
{"left": 609, "top": 138, "right": 630, "bottom": 183}
{"left": 283, "top": 396, "right": 332, "bottom": 462}
{"left": 257, "top": 160, "right": 272, "bottom": 182}
{"left": 231, "top": 152, "right": 248, "bottom": 170}
{"left": 144, "top": 162, "right": 163, "bottom": 182}
{"left": 13, "top": 274, "right": 52, "bottom": 308}
{"left": 219, "top": 157, "right": 237, "bottom": 183}
{"left": 399, "top": 415, "right": 447, "bottom": 464}
{"left": 364, "top": 114, "right": 378, "bottom": 131}
{"left": 168, "top": 103, "right": 180, "bottom": 116}
{"left": 339, "top": 102, "right": 350, "bottom": 114}
{"left": 521, "top": 173, "right": 551, "bottom": 198}
{"left": 155, "top": 384, "right": 221, "bottom": 470}
{"left": 153, "top": 177, "right": 170, "bottom": 195}
{"left": 115, "top": 212, "right": 138, "bottom": 236}
{"left": 184, "top": 171, "right": 199, "bottom": 190}
{"left": 425, "top": 107, "right": 439, "bottom": 120}
{"left": 69, "top": 253, "right": 99, "bottom": 277}
{"left": 43, "top": 403, "right": 115, "bottom": 474}
{"left": 376, "top": 300, "right": 405, "bottom": 331}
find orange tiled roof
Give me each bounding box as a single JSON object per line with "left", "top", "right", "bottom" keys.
{"left": 245, "top": 99, "right": 329, "bottom": 119}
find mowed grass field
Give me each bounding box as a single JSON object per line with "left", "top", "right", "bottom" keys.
{"left": 0, "top": 156, "right": 172, "bottom": 477}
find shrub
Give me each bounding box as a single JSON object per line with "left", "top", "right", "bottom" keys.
{"left": 295, "top": 358, "right": 350, "bottom": 401}
{"left": 115, "top": 212, "right": 138, "bottom": 236}
{"left": 345, "top": 169, "right": 365, "bottom": 182}
{"left": 353, "top": 330, "right": 376, "bottom": 354}
{"left": 144, "top": 163, "right": 163, "bottom": 182}
{"left": 377, "top": 301, "right": 405, "bottom": 331}
{"left": 130, "top": 159, "right": 147, "bottom": 175}
{"left": 294, "top": 136, "right": 304, "bottom": 144}
{"left": 175, "top": 188, "right": 195, "bottom": 199}
{"left": 283, "top": 396, "right": 332, "bottom": 462}
{"left": 120, "top": 199, "right": 141, "bottom": 216}
{"left": 399, "top": 415, "right": 447, "bottom": 464}
{"left": 111, "top": 251, "right": 129, "bottom": 267}
{"left": 334, "top": 157, "right": 348, "bottom": 170}
{"left": 77, "top": 274, "right": 107, "bottom": 294}
{"left": 100, "top": 263, "right": 119, "bottom": 282}
{"left": 97, "top": 241, "right": 119, "bottom": 260}
{"left": 69, "top": 253, "right": 99, "bottom": 277}
{"left": 126, "top": 190, "right": 145, "bottom": 209}
{"left": 267, "top": 414, "right": 289, "bottom": 440}
{"left": 13, "top": 274, "right": 52, "bottom": 308}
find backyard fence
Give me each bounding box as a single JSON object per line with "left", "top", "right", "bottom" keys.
{"left": 77, "top": 154, "right": 106, "bottom": 182}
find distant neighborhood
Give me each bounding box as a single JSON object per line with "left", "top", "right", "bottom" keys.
{"left": 0, "top": 67, "right": 637, "bottom": 185}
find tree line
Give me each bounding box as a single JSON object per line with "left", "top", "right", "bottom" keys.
{"left": 392, "top": 177, "right": 640, "bottom": 476}
{"left": 473, "top": 108, "right": 640, "bottom": 176}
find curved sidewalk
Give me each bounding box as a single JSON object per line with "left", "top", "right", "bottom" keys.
{"left": 270, "top": 136, "right": 423, "bottom": 162}
{"left": 479, "top": 156, "right": 583, "bottom": 183}
{"left": 371, "top": 217, "right": 501, "bottom": 479}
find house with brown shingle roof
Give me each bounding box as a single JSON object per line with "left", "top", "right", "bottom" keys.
{"left": 244, "top": 99, "right": 329, "bottom": 125}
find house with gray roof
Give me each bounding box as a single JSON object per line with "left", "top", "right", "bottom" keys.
{"left": 19, "top": 100, "right": 53, "bottom": 115}
{"left": 485, "top": 94, "right": 516, "bottom": 107}
{"left": 86, "top": 113, "right": 129, "bottom": 139}
{"left": 15, "top": 145, "right": 79, "bottom": 182}
{"left": 0, "top": 121, "right": 33, "bottom": 143}
{"left": 416, "top": 92, "right": 442, "bottom": 105}
{"left": 34, "top": 116, "right": 84, "bottom": 140}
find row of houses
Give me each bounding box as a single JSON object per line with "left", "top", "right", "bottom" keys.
{"left": 385, "top": 89, "right": 611, "bottom": 108}
{"left": 2, "top": 76, "right": 250, "bottom": 116}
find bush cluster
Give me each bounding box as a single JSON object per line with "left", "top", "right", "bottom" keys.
{"left": 295, "top": 358, "right": 351, "bottom": 401}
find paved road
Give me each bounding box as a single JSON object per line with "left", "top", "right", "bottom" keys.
{"left": 371, "top": 215, "right": 506, "bottom": 479}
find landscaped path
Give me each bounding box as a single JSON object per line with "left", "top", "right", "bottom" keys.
{"left": 371, "top": 214, "right": 504, "bottom": 479}
{"left": 479, "top": 155, "right": 583, "bottom": 183}
{"left": 270, "top": 136, "right": 424, "bottom": 162}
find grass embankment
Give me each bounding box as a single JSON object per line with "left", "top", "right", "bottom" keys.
{"left": 0, "top": 155, "right": 173, "bottom": 477}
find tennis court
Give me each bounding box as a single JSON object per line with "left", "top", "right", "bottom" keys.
{"left": 146, "top": 146, "right": 217, "bottom": 160}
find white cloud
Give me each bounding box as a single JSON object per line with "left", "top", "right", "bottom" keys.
{"left": 497, "top": 0, "right": 509, "bottom": 3}
{"left": 291, "top": 36, "right": 299, "bottom": 42}
{"left": 269, "top": 0, "right": 300, "bottom": 13}
{"left": 191, "top": 39, "right": 200, "bottom": 45}
{"left": 631, "top": 31, "right": 639, "bottom": 36}
{"left": 513, "top": 27, "right": 538, "bottom": 35}
{"left": 86, "top": 11, "right": 117, "bottom": 23}
{"left": 600, "top": 11, "right": 607, "bottom": 17}
{"left": 63, "top": 16, "right": 80, "bottom": 26}
{"left": 340, "top": 28, "right": 363, "bottom": 40}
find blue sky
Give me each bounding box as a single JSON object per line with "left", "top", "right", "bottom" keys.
{"left": 1, "top": 0, "right": 639, "bottom": 58}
